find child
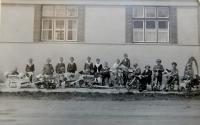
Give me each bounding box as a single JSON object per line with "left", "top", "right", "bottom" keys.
{"left": 25, "top": 58, "right": 35, "bottom": 73}
{"left": 110, "top": 59, "right": 120, "bottom": 73}
{"left": 93, "top": 58, "right": 103, "bottom": 74}
{"left": 67, "top": 57, "right": 77, "bottom": 73}
{"left": 55, "top": 57, "right": 65, "bottom": 74}
{"left": 84, "top": 56, "right": 93, "bottom": 75}
{"left": 43, "top": 58, "right": 54, "bottom": 76}
{"left": 132, "top": 63, "right": 141, "bottom": 75}
{"left": 25, "top": 58, "right": 35, "bottom": 82}
{"left": 101, "top": 62, "right": 110, "bottom": 86}
{"left": 153, "top": 59, "right": 164, "bottom": 90}
{"left": 120, "top": 53, "right": 130, "bottom": 68}
{"left": 166, "top": 62, "right": 179, "bottom": 89}
{"left": 141, "top": 65, "right": 152, "bottom": 90}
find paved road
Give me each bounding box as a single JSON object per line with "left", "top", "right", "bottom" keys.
{"left": 0, "top": 98, "right": 200, "bottom": 125}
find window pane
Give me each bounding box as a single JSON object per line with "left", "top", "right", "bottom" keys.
{"left": 42, "top": 30, "right": 53, "bottom": 40}
{"left": 158, "top": 21, "right": 168, "bottom": 29}
{"left": 66, "top": 7, "right": 78, "bottom": 17}
{"left": 55, "top": 6, "right": 65, "bottom": 17}
{"left": 133, "top": 30, "right": 144, "bottom": 42}
{"left": 145, "top": 31, "right": 157, "bottom": 42}
{"left": 133, "top": 21, "right": 143, "bottom": 29}
{"left": 157, "top": 7, "right": 169, "bottom": 18}
{"left": 55, "top": 31, "right": 65, "bottom": 40}
{"left": 42, "top": 5, "right": 54, "bottom": 17}
{"left": 145, "top": 7, "right": 156, "bottom": 18}
{"left": 43, "top": 20, "right": 53, "bottom": 29}
{"left": 55, "top": 20, "right": 65, "bottom": 29}
{"left": 158, "top": 32, "right": 168, "bottom": 42}
{"left": 133, "top": 7, "right": 144, "bottom": 18}
{"left": 146, "top": 21, "right": 156, "bottom": 29}
{"left": 67, "top": 31, "right": 77, "bottom": 41}
{"left": 67, "top": 20, "right": 78, "bottom": 30}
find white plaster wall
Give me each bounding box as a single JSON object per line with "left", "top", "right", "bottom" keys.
{"left": 0, "top": 43, "right": 199, "bottom": 80}
{"left": 85, "top": 6, "right": 125, "bottom": 43}
{"left": 177, "top": 7, "right": 199, "bottom": 45}
{"left": 0, "top": 5, "right": 34, "bottom": 42}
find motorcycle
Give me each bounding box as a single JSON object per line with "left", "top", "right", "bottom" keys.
{"left": 5, "top": 72, "right": 32, "bottom": 88}
{"left": 34, "top": 74, "right": 57, "bottom": 89}
{"left": 163, "top": 69, "right": 179, "bottom": 91}
{"left": 126, "top": 69, "right": 142, "bottom": 92}
{"left": 110, "top": 68, "right": 124, "bottom": 88}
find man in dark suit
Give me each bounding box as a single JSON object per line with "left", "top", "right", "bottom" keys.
{"left": 141, "top": 65, "right": 152, "bottom": 90}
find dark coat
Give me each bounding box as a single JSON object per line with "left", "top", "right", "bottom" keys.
{"left": 121, "top": 58, "right": 130, "bottom": 68}
{"left": 55, "top": 63, "right": 65, "bottom": 74}
{"left": 142, "top": 70, "right": 152, "bottom": 84}
{"left": 84, "top": 62, "right": 93, "bottom": 72}
{"left": 67, "top": 63, "right": 77, "bottom": 73}
{"left": 93, "top": 64, "right": 103, "bottom": 74}
{"left": 43, "top": 64, "right": 54, "bottom": 75}
{"left": 25, "top": 64, "right": 35, "bottom": 72}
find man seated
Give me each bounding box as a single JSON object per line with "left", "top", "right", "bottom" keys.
{"left": 165, "top": 62, "right": 179, "bottom": 90}
{"left": 43, "top": 58, "right": 54, "bottom": 76}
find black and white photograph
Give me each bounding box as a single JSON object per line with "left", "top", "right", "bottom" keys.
{"left": 0, "top": 0, "right": 200, "bottom": 125}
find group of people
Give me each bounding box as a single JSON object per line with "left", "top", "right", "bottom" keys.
{"left": 9, "top": 53, "right": 179, "bottom": 91}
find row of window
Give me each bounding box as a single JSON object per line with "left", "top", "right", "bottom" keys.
{"left": 41, "top": 5, "right": 171, "bottom": 43}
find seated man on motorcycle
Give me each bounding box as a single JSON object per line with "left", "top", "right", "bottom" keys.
{"left": 120, "top": 53, "right": 130, "bottom": 85}
{"left": 110, "top": 59, "right": 123, "bottom": 87}
{"left": 126, "top": 63, "right": 142, "bottom": 90}
{"left": 165, "top": 62, "right": 179, "bottom": 91}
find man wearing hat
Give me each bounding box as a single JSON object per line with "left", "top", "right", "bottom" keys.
{"left": 153, "top": 59, "right": 164, "bottom": 90}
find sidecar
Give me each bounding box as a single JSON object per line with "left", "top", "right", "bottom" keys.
{"left": 5, "top": 73, "right": 32, "bottom": 88}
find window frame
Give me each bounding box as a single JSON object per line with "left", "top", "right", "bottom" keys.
{"left": 133, "top": 20, "right": 144, "bottom": 42}
{"left": 157, "top": 20, "right": 170, "bottom": 43}
{"left": 54, "top": 19, "right": 66, "bottom": 41}
{"left": 41, "top": 19, "right": 54, "bottom": 41}
{"left": 65, "top": 19, "right": 78, "bottom": 41}
{"left": 41, "top": 5, "right": 79, "bottom": 42}
{"left": 132, "top": 6, "right": 170, "bottom": 43}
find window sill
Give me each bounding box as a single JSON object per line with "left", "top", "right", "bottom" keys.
{"left": 0, "top": 41, "right": 199, "bottom": 47}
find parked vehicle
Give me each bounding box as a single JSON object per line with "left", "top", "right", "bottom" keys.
{"left": 5, "top": 73, "right": 32, "bottom": 88}
{"left": 34, "top": 74, "right": 57, "bottom": 89}
{"left": 126, "top": 69, "right": 142, "bottom": 91}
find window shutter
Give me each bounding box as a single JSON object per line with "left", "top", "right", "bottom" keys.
{"left": 33, "top": 5, "right": 42, "bottom": 42}
{"left": 169, "top": 7, "right": 178, "bottom": 44}
{"left": 77, "top": 6, "right": 85, "bottom": 42}
{"left": 126, "top": 6, "right": 133, "bottom": 43}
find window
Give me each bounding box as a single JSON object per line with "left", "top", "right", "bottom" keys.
{"left": 133, "top": 20, "right": 144, "bottom": 42}
{"left": 145, "top": 7, "right": 156, "bottom": 18}
{"left": 132, "top": 6, "right": 169, "bottom": 43}
{"left": 41, "top": 5, "right": 78, "bottom": 41}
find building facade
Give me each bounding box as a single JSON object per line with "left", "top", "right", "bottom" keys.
{"left": 0, "top": 0, "right": 200, "bottom": 77}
